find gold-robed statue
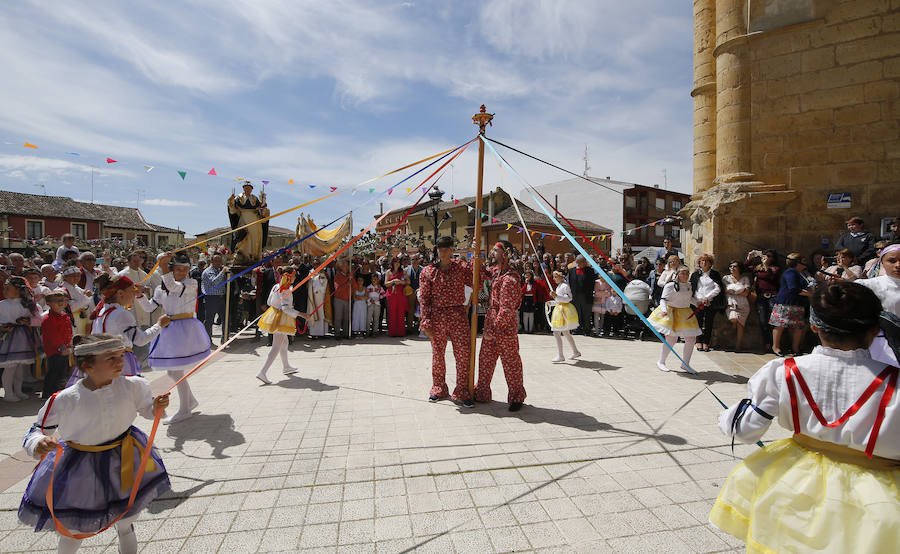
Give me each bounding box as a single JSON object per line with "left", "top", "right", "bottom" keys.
{"left": 295, "top": 213, "right": 352, "bottom": 257}
{"left": 228, "top": 180, "right": 269, "bottom": 265}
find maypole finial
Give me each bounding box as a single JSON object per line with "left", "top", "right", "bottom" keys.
{"left": 472, "top": 104, "right": 494, "bottom": 135}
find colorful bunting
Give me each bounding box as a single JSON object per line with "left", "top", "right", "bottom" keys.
{"left": 492, "top": 217, "right": 498, "bottom": 223}
{"left": 454, "top": 199, "right": 460, "bottom": 205}
{"left": 506, "top": 224, "right": 512, "bottom": 230}
{"left": 67, "top": 152, "right": 80, "bottom": 156}
{"left": 177, "top": 170, "right": 186, "bottom": 180}
{"left": 262, "top": 180, "right": 269, "bottom": 185}
{"left": 144, "top": 165, "right": 154, "bottom": 172}
{"left": 288, "top": 179, "right": 294, "bottom": 184}
{"left": 309, "top": 185, "right": 316, "bottom": 189}
{"left": 106, "top": 157, "right": 117, "bottom": 164}
{"left": 369, "top": 188, "right": 375, "bottom": 194}
{"left": 24, "top": 142, "right": 37, "bottom": 149}
{"left": 208, "top": 168, "right": 217, "bottom": 176}
{"left": 330, "top": 186, "right": 337, "bottom": 192}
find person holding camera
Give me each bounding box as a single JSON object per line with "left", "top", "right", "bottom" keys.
{"left": 819, "top": 249, "right": 862, "bottom": 283}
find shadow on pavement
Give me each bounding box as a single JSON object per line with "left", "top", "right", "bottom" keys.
{"left": 165, "top": 413, "right": 246, "bottom": 459}
{"left": 274, "top": 375, "right": 340, "bottom": 392}
{"left": 474, "top": 402, "right": 686, "bottom": 445}
{"left": 676, "top": 370, "right": 749, "bottom": 385}
{"left": 571, "top": 359, "right": 621, "bottom": 371}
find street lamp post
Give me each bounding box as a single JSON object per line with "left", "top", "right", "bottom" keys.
{"left": 424, "top": 186, "right": 450, "bottom": 258}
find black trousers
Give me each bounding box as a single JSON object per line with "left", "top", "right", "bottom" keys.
{"left": 573, "top": 297, "right": 592, "bottom": 333}
{"left": 43, "top": 354, "right": 70, "bottom": 399}
{"left": 696, "top": 307, "right": 718, "bottom": 345}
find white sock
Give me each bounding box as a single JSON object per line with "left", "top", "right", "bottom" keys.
{"left": 259, "top": 341, "right": 279, "bottom": 378}
{"left": 659, "top": 335, "right": 678, "bottom": 365}
{"left": 565, "top": 332, "right": 578, "bottom": 354}
{"left": 58, "top": 534, "right": 82, "bottom": 554}
{"left": 554, "top": 332, "right": 564, "bottom": 358}
{"left": 682, "top": 336, "right": 697, "bottom": 367}
{"left": 116, "top": 515, "right": 139, "bottom": 554}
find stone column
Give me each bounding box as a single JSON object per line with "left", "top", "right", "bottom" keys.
{"left": 714, "top": 0, "right": 754, "bottom": 183}
{"left": 692, "top": 0, "right": 717, "bottom": 195}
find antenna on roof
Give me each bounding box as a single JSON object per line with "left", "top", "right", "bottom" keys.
{"left": 583, "top": 144, "right": 590, "bottom": 177}
{"left": 136, "top": 189, "right": 145, "bottom": 213}
{"left": 33, "top": 183, "right": 46, "bottom": 196}
{"left": 91, "top": 166, "right": 95, "bottom": 203}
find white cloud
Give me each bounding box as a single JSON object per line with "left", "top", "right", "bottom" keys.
{"left": 142, "top": 198, "right": 197, "bottom": 207}
{"left": 0, "top": 155, "right": 134, "bottom": 178}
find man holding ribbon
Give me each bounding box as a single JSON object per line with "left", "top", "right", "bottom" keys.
{"left": 475, "top": 240, "right": 526, "bottom": 411}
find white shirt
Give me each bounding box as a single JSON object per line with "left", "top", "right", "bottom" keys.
{"left": 91, "top": 302, "right": 162, "bottom": 348}
{"left": 0, "top": 298, "right": 42, "bottom": 326}
{"left": 658, "top": 281, "right": 693, "bottom": 311}
{"left": 693, "top": 270, "right": 720, "bottom": 303}
{"left": 60, "top": 281, "right": 92, "bottom": 313}
{"left": 23, "top": 376, "right": 156, "bottom": 458}
{"left": 136, "top": 273, "right": 197, "bottom": 317}
{"left": 859, "top": 275, "right": 900, "bottom": 316}
{"left": 32, "top": 283, "right": 52, "bottom": 312}
{"left": 719, "top": 346, "right": 900, "bottom": 460}
{"left": 623, "top": 280, "right": 651, "bottom": 302}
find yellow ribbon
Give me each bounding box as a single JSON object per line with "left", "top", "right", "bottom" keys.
{"left": 66, "top": 432, "right": 157, "bottom": 492}
{"left": 168, "top": 313, "right": 194, "bottom": 320}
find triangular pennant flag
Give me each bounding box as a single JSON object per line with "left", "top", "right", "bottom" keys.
{"left": 517, "top": 227, "right": 523, "bottom": 233}
{"left": 540, "top": 233, "right": 546, "bottom": 239}
{"left": 506, "top": 224, "right": 512, "bottom": 230}
{"left": 177, "top": 170, "right": 186, "bottom": 180}
{"left": 106, "top": 157, "right": 117, "bottom": 164}
{"left": 368, "top": 188, "right": 374, "bottom": 194}
{"left": 492, "top": 217, "right": 498, "bottom": 223}
{"left": 590, "top": 236, "right": 596, "bottom": 241}
{"left": 288, "top": 179, "right": 294, "bottom": 184}
{"left": 309, "top": 185, "right": 316, "bottom": 189}
{"left": 454, "top": 199, "right": 459, "bottom": 205}
{"left": 352, "top": 188, "right": 357, "bottom": 195}
{"left": 67, "top": 152, "right": 80, "bottom": 156}
{"left": 144, "top": 165, "right": 154, "bottom": 172}
{"left": 330, "top": 186, "right": 337, "bottom": 192}
{"left": 208, "top": 168, "right": 217, "bottom": 176}
{"left": 406, "top": 188, "right": 411, "bottom": 194}
{"left": 24, "top": 142, "right": 37, "bottom": 149}
{"left": 262, "top": 180, "right": 269, "bottom": 185}
{"left": 388, "top": 189, "right": 393, "bottom": 195}
{"left": 467, "top": 205, "right": 473, "bottom": 213}
{"left": 559, "top": 235, "right": 565, "bottom": 242}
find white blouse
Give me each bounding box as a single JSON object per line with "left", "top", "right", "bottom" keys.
{"left": 658, "top": 282, "right": 693, "bottom": 311}
{"left": 267, "top": 285, "right": 299, "bottom": 318}
{"left": 0, "top": 298, "right": 43, "bottom": 326}
{"left": 719, "top": 346, "right": 900, "bottom": 460}
{"left": 553, "top": 282, "right": 572, "bottom": 304}
{"left": 91, "top": 302, "right": 162, "bottom": 348}
{"left": 23, "top": 376, "right": 157, "bottom": 458}
{"left": 860, "top": 275, "right": 900, "bottom": 316}
{"left": 693, "top": 270, "right": 720, "bottom": 303}
{"left": 136, "top": 273, "right": 197, "bottom": 317}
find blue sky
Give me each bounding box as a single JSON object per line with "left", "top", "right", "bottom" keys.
{"left": 0, "top": 1, "right": 693, "bottom": 238}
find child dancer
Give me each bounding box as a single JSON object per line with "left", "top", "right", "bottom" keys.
{"left": 59, "top": 262, "right": 93, "bottom": 336}
{"left": 648, "top": 265, "right": 700, "bottom": 372}
{"left": 139, "top": 253, "right": 209, "bottom": 424}
{"left": 710, "top": 282, "right": 899, "bottom": 552}
{"left": 41, "top": 289, "right": 73, "bottom": 398}
{"left": 19, "top": 334, "right": 171, "bottom": 554}
{"left": 521, "top": 271, "right": 536, "bottom": 333}
{"left": 88, "top": 274, "right": 169, "bottom": 381}
{"left": 1, "top": 276, "right": 43, "bottom": 402}
{"left": 256, "top": 271, "right": 309, "bottom": 384}
{"left": 549, "top": 270, "right": 581, "bottom": 362}
{"left": 365, "top": 274, "right": 384, "bottom": 337}
{"left": 351, "top": 275, "right": 368, "bottom": 336}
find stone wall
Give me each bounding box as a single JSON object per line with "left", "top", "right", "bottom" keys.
{"left": 683, "top": 0, "right": 900, "bottom": 270}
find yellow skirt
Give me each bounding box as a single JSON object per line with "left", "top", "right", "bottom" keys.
{"left": 258, "top": 307, "right": 296, "bottom": 335}
{"left": 550, "top": 302, "right": 578, "bottom": 332}
{"left": 647, "top": 305, "right": 701, "bottom": 337}
{"left": 710, "top": 437, "right": 900, "bottom": 554}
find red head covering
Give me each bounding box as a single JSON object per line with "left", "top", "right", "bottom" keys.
{"left": 90, "top": 275, "right": 135, "bottom": 319}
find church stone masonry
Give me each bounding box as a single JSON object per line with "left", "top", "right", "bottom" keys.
{"left": 681, "top": 0, "right": 900, "bottom": 267}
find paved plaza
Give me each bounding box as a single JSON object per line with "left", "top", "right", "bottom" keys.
{"left": 0, "top": 332, "right": 785, "bottom": 553}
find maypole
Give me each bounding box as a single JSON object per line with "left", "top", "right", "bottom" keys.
{"left": 469, "top": 105, "right": 493, "bottom": 395}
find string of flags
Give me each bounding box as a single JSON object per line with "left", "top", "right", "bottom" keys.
{"left": 502, "top": 223, "right": 609, "bottom": 243}
{"left": 624, "top": 216, "right": 681, "bottom": 235}
{"left": 11, "top": 140, "right": 398, "bottom": 194}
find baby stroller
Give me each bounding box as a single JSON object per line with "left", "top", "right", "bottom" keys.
{"left": 621, "top": 280, "right": 652, "bottom": 340}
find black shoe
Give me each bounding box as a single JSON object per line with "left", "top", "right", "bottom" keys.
{"left": 462, "top": 399, "right": 474, "bottom": 408}
{"left": 428, "top": 395, "right": 440, "bottom": 402}
{"left": 508, "top": 402, "right": 524, "bottom": 412}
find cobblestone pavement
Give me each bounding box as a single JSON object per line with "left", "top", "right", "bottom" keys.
{"left": 0, "top": 331, "right": 785, "bottom": 553}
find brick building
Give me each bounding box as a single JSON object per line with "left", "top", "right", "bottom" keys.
{"left": 682, "top": 0, "right": 900, "bottom": 268}
{"left": 0, "top": 190, "right": 184, "bottom": 249}
{"left": 476, "top": 204, "right": 611, "bottom": 256}
{"left": 623, "top": 184, "right": 691, "bottom": 248}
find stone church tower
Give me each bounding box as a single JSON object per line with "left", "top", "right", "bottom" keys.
{"left": 681, "top": 0, "right": 900, "bottom": 267}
